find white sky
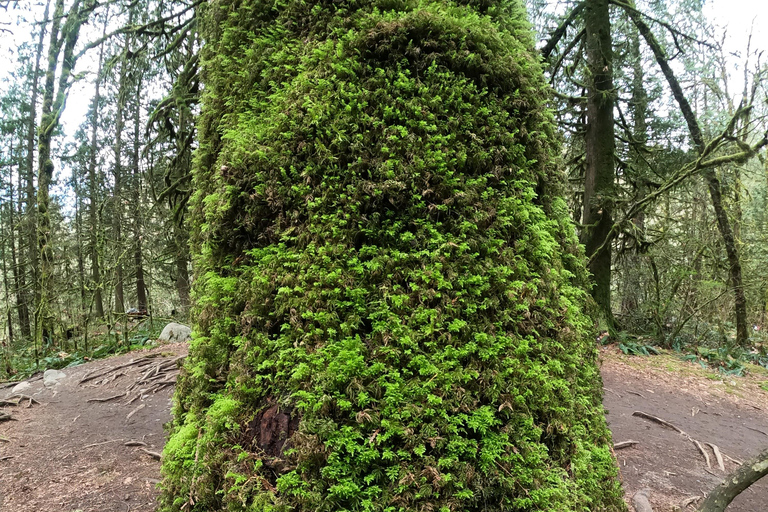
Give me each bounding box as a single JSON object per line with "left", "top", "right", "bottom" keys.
{"left": 0, "top": 0, "right": 767, "bottom": 163}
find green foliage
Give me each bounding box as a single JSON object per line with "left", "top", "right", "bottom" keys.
{"left": 618, "top": 341, "right": 660, "bottom": 357}
{"left": 160, "top": 0, "right": 626, "bottom": 511}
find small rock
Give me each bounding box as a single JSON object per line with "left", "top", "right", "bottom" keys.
{"left": 10, "top": 381, "right": 31, "bottom": 394}
{"left": 158, "top": 322, "right": 192, "bottom": 343}
{"left": 43, "top": 369, "right": 66, "bottom": 388}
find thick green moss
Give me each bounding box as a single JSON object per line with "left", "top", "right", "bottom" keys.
{"left": 160, "top": 1, "right": 627, "bottom": 511}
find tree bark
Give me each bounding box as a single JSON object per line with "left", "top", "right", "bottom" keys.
{"left": 112, "top": 31, "right": 132, "bottom": 316}
{"left": 173, "top": 223, "right": 190, "bottom": 315}
{"left": 37, "top": 0, "right": 91, "bottom": 349}
{"left": 582, "top": 0, "right": 617, "bottom": 327}
{"left": 132, "top": 75, "right": 147, "bottom": 313}
{"left": 21, "top": 0, "right": 51, "bottom": 341}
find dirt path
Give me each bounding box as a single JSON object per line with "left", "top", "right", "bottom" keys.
{"left": 602, "top": 345, "right": 768, "bottom": 511}
{"left": 0, "top": 343, "right": 187, "bottom": 512}
{"left": 3, "top": 342, "right": 768, "bottom": 511}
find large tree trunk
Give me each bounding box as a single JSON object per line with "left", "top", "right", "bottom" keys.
{"left": 582, "top": 0, "right": 617, "bottom": 327}
{"left": 159, "top": 2, "right": 627, "bottom": 511}
{"left": 21, "top": 0, "right": 51, "bottom": 341}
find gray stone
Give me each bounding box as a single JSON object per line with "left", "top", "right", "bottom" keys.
{"left": 10, "top": 381, "right": 31, "bottom": 394}
{"left": 43, "top": 369, "right": 66, "bottom": 388}
{"left": 158, "top": 322, "right": 192, "bottom": 343}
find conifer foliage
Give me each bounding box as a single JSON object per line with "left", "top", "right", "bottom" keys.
{"left": 161, "top": 0, "right": 626, "bottom": 510}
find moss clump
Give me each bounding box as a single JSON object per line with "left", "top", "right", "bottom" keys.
{"left": 160, "top": 1, "right": 627, "bottom": 510}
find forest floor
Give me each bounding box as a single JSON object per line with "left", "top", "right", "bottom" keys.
{"left": 0, "top": 342, "right": 187, "bottom": 512}
{"left": 602, "top": 344, "right": 768, "bottom": 511}
{"left": 2, "top": 342, "right": 768, "bottom": 511}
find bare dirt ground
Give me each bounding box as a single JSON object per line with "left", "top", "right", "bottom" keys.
{"left": 602, "top": 344, "right": 768, "bottom": 511}
{"left": 0, "top": 342, "right": 187, "bottom": 512}
{"left": 3, "top": 341, "right": 768, "bottom": 511}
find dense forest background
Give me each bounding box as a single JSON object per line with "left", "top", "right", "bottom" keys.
{"left": 0, "top": 0, "right": 766, "bottom": 378}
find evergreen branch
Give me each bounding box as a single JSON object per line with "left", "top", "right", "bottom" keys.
{"left": 541, "top": 1, "right": 586, "bottom": 60}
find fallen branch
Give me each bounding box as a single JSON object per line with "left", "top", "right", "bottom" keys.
{"left": 125, "top": 440, "right": 147, "bottom": 447}
{"left": 614, "top": 440, "right": 639, "bottom": 450}
{"left": 0, "top": 455, "right": 13, "bottom": 461}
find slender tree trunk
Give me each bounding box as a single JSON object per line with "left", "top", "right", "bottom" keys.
{"left": 112, "top": 41, "right": 130, "bottom": 316}
{"left": 620, "top": 25, "right": 648, "bottom": 323}
{"left": 627, "top": 3, "right": 749, "bottom": 346}
{"left": 582, "top": 0, "right": 616, "bottom": 327}
{"left": 1, "top": 207, "right": 14, "bottom": 347}
{"left": 87, "top": 17, "right": 107, "bottom": 318}
{"left": 132, "top": 76, "right": 147, "bottom": 313}
{"left": 8, "top": 153, "right": 23, "bottom": 341}
{"left": 14, "top": 151, "right": 29, "bottom": 339}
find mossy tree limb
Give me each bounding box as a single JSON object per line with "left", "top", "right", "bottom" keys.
{"left": 697, "top": 446, "right": 768, "bottom": 512}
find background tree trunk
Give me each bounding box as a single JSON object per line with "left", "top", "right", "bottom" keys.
{"left": 582, "top": 0, "right": 617, "bottom": 327}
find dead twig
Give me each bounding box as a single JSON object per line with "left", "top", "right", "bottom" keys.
{"left": 125, "top": 440, "right": 147, "bottom": 447}
{"left": 0, "top": 455, "right": 14, "bottom": 461}
{"left": 614, "top": 440, "right": 639, "bottom": 450}
{"left": 627, "top": 390, "right": 646, "bottom": 399}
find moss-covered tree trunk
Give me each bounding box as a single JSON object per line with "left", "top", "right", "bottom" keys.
{"left": 161, "top": 1, "right": 627, "bottom": 511}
